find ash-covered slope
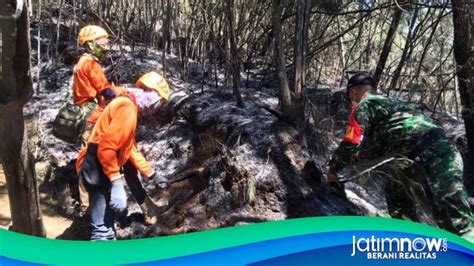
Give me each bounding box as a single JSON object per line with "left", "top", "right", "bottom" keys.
{"left": 26, "top": 46, "right": 471, "bottom": 239}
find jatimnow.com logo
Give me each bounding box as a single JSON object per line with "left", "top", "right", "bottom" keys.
{"left": 351, "top": 235, "right": 448, "bottom": 260}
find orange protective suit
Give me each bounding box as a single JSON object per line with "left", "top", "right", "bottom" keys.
{"left": 76, "top": 95, "right": 154, "bottom": 180}
{"left": 73, "top": 54, "right": 111, "bottom": 106}
{"left": 73, "top": 54, "right": 118, "bottom": 124}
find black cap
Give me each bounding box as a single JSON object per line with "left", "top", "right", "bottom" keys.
{"left": 347, "top": 72, "right": 376, "bottom": 90}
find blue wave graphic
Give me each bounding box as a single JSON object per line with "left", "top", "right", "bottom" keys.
{"left": 0, "top": 256, "right": 44, "bottom": 266}
{"left": 132, "top": 231, "right": 474, "bottom": 266}
{"left": 0, "top": 230, "right": 471, "bottom": 265}
{"left": 252, "top": 244, "right": 473, "bottom": 266}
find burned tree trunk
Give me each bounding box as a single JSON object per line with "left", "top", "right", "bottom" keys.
{"left": 272, "top": 0, "right": 293, "bottom": 118}
{"left": 293, "top": 0, "right": 311, "bottom": 124}
{"left": 387, "top": 7, "right": 420, "bottom": 94}
{"left": 293, "top": 0, "right": 306, "bottom": 100}
{"left": 452, "top": 0, "right": 474, "bottom": 167}
{"left": 373, "top": 7, "right": 403, "bottom": 87}
{"left": 0, "top": 0, "right": 45, "bottom": 236}
{"left": 161, "top": 0, "right": 168, "bottom": 78}
{"left": 226, "top": 0, "right": 243, "bottom": 107}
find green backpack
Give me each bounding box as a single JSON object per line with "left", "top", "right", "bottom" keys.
{"left": 52, "top": 89, "right": 97, "bottom": 144}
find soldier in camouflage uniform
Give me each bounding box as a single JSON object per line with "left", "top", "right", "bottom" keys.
{"left": 327, "top": 72, "right": 473, "bottom": 241}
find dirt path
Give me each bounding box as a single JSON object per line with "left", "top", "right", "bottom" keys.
{"left": 0, "top": 166, "right": 73, "bottom": 238}
{"left": 0, "top": 167, "right": 11, "bottom": 229}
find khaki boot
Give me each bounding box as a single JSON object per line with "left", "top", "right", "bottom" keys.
{"left": 139, "top": 196, "right": 169, "bottom": 225}
{"left": 77, "top": 176, "right": 89, "bottom": 217}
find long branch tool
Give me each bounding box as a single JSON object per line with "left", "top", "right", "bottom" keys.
{"left": 337, "top": 154, "right": 413, "bottom": 184}
{"left": 157, "top": 166, "right": 206, "bottom": 189}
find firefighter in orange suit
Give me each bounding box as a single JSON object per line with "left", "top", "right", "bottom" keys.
{"left": 73, "top": 25, "right": 119, "bottom": 213}
{"left": 76, "top": 73, "right": 170, "bottom": 240}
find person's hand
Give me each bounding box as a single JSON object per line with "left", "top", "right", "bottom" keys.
{"left": 110, "top": 178, "right": 127, "bottom": 211}
{"left": 149, "top": 171, "right": 170, "bottom": 189}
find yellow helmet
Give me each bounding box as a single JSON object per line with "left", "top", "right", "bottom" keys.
{"left": 136, "top": 71, "right": 171, "bottom": 101}
{"left": 78, "top": 25, "right": 109, "bottom": 46}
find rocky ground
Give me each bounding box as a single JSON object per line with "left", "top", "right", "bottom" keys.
{"left": 12, "top": 43, "right": 472, "bottom": 240}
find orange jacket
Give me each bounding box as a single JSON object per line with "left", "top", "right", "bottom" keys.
{"left": 73, "top": 54, "right": 112, "bottom": 107}
{"left": 76, "top": 95, "right": 154, "bottom": 180}
{"left": 73, "top": 54, "right": 128, "bottom": 124}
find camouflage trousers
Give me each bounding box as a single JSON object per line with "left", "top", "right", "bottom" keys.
{"left": 386, "top": 136, "right": 473, "bottom": 235}
{"left": 419, "top": 137, "right": 473, "bottom": 234}
{"left": 79, "top": 101, "right": 98, "bottom": 146}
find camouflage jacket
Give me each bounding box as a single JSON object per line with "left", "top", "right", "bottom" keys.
{"left": 328, "top": 92, "right": 441, "bottom": 174}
